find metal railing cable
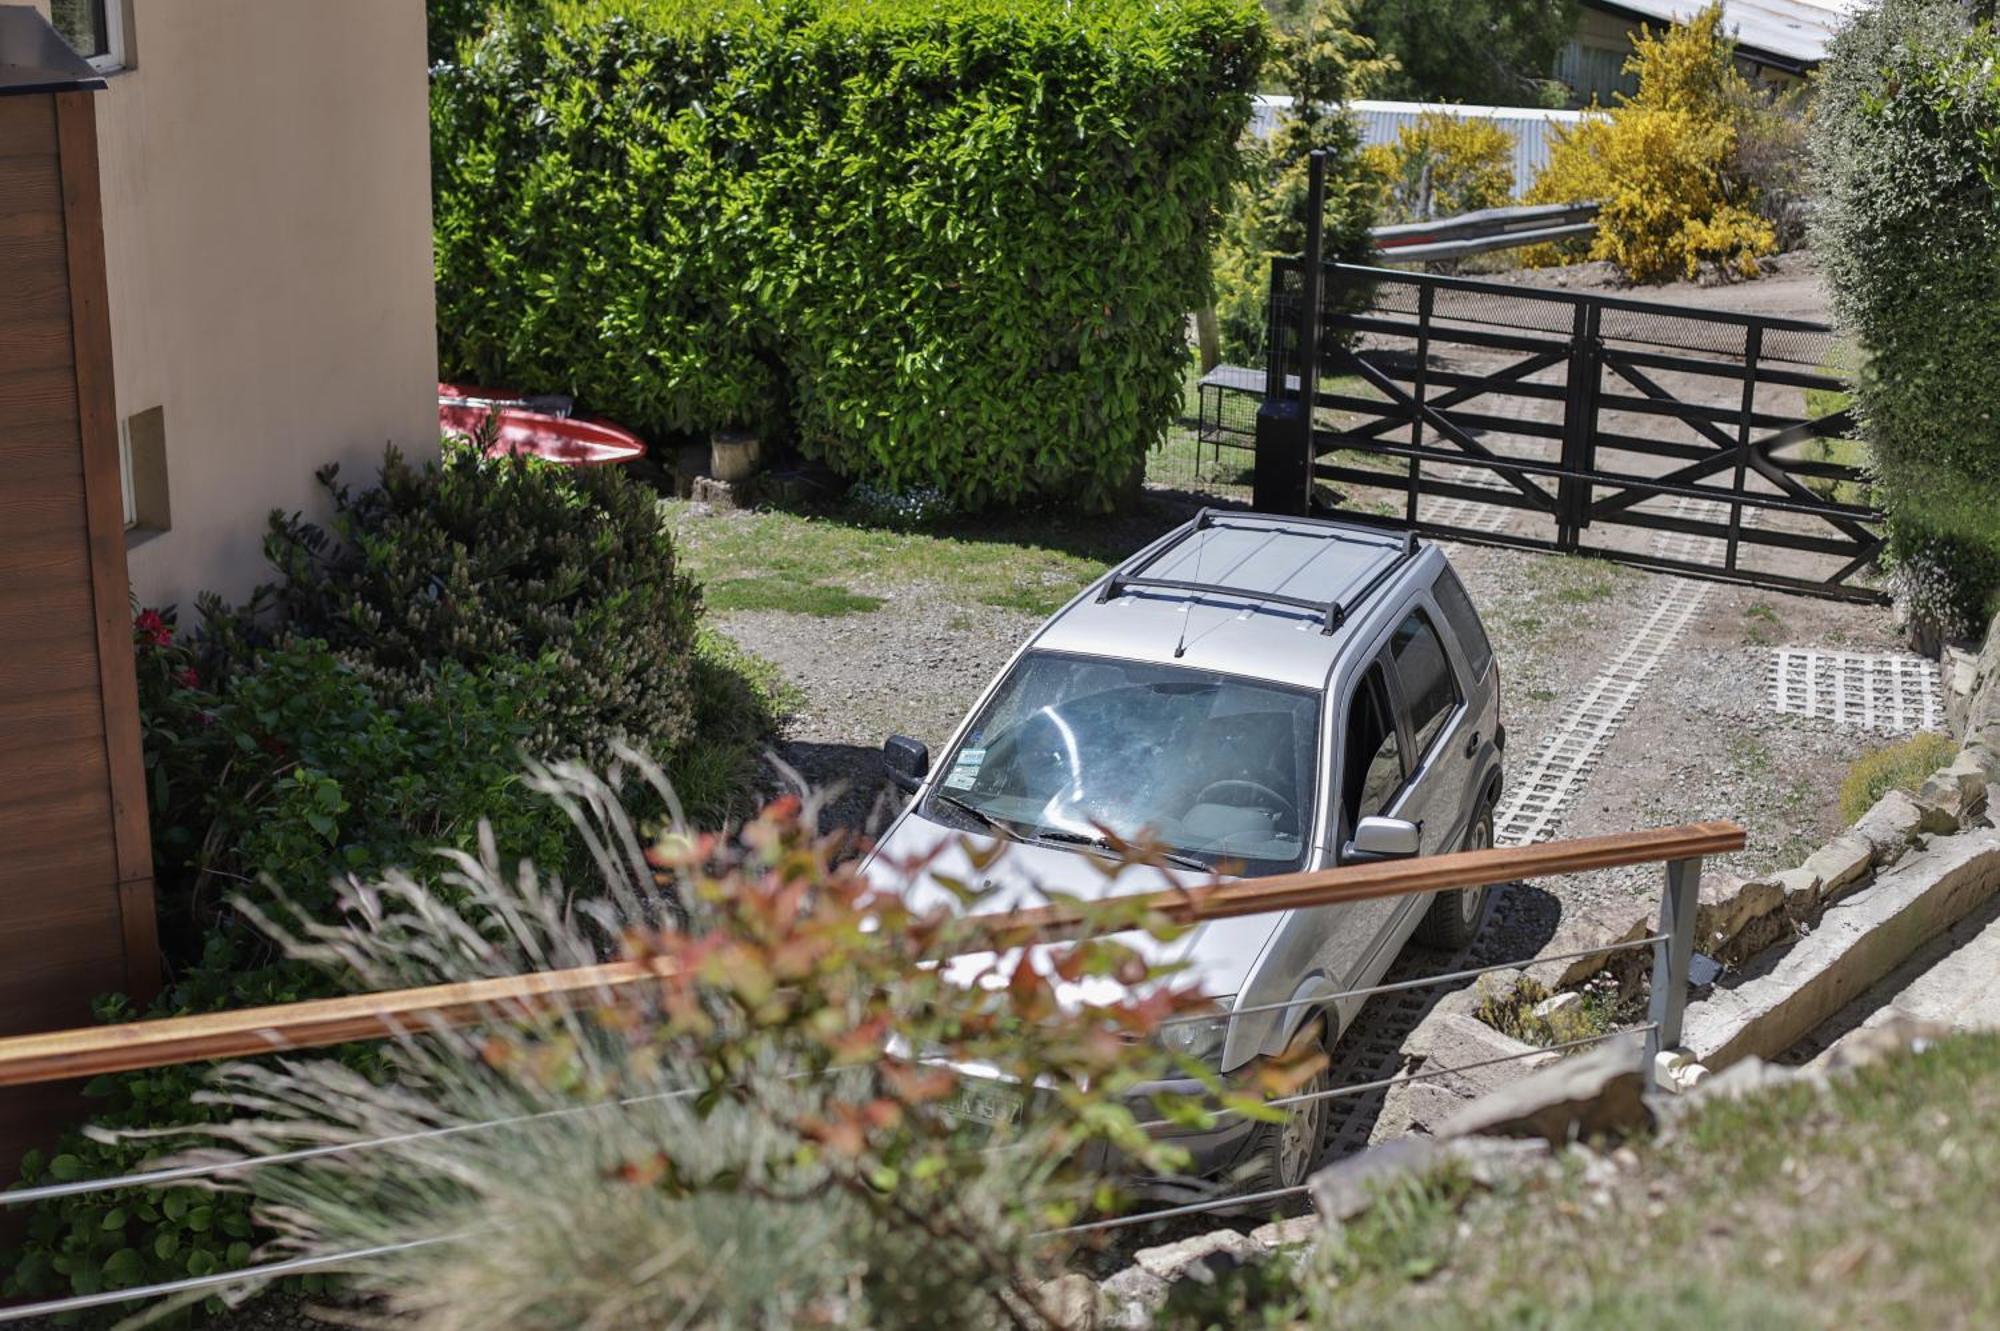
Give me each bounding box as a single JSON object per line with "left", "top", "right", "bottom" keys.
{"left": 0, "top": 1237, "right": 459, "bottom": 1326}
{"left": 1130, "top": 1025, "right": 1655, "bottom": 1133}
{"left": 1153, "top": 934, "right": 1667, "bottom": 1028}
{"left": 0, "top": 1086, "right": 700, "bottom": 1209}
{"left": 1036, "top": 1183, "right": 1312, "bottom": 1237}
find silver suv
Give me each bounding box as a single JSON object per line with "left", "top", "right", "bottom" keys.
{"left": 866, "top": 510, "right": 1504, "bottom": 1192}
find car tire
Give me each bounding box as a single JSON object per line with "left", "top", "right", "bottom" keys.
{"left": 1414, "top": 802, "right": 1493, "bottom": 950}
{"left": 1246, "top": 1018, "right": 1331, "bottom": 1197}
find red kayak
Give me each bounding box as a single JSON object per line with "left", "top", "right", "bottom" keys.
{"left": 438, "top": 383, "right": 645, "bottom": 467}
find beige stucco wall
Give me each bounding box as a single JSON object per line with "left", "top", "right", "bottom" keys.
{"left": 31, "top": 0, "right": 439, "bottom": 610}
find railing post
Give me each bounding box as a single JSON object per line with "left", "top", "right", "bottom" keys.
{"left": 1645, "top": 855, "right": 1701, "bottom": 1070}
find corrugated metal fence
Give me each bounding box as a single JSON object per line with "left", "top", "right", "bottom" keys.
{"left": 1249, "top": 97, "right": 1602, "bottom": 199}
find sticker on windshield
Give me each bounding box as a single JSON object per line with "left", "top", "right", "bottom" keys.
{"left": 942, "top": 748, "right": 985, "bottom": 791}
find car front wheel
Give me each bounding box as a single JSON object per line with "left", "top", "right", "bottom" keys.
{"left": 1414, "top": 802, "right": 1493, "bottom": 949}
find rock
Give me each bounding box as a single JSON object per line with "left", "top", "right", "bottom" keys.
{"left": 1248, "top": 1215, "right": 1320, "bottom": 1250}
{"left": 1652, "top": 1047, "right": 1707, "bottom": 1093}
{"left": 1918, "top": 752, "right": 1990, "bottom": 826}
{"left": 1434, "top": 1035, "right": 1652, "bottom": 1145}
{"left": 1687, "top": 1055, "right": 1800, "bottom": 1103}
{"left": 1532, "top": 991, "right": 1584, "bottom": 1022}
{"left": 1038, "top": 1273, "right": 1104, "bottom": 1329}
{"left": 1131, "top": 1228, "right": 1262, "bottom": 1282}
{"left": 1307, "top": 1135, "right": 1548, "bottom": 1221}
{"left": 1471, "top": 966, "right": 1532, "bottom": 1013}
{"left": 1773, "top": 866, "right": 1823, "bottom": 922}
{"left": 688, "top": 475, "right": 743, "bottom": 509}
{"left": 1851, "top": 790, "right": 1927, "bottom": 867}
{"left": 1694, "top": 874, "right": 1785, "bottom": 951}
{"left": 1801, "top": 834, "right": 1875, "bottom": 904}
{"left": 1372, "top": 1009, "right": 1550, "bottom": 1142}
{"left": 1525, "top": 900, "right": 1656, "bottom": 991}
{"left": 1815, "top": 1014, "right": 1955, "bottom": 1075}
{"left": 1683, "top": 831, "right": 2000, "bottom": 1069}
{"left": 1944, "top": 645, "right": 1980, "bottom": 737}
{"left": 1098, "top": 1265, "right": 1169, "bottom": 1330}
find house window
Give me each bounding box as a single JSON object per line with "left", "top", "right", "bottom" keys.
{"left": 120, "top": 407, "right": 171, "bottom": 541}
{"left": 50, "top": 0, "right": 124, "bottom": 72}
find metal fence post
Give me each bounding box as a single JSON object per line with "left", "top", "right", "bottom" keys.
{"left": 1645, "top": 855, "right": 1701, "bottom": 1069}
{"left": 1252, "top": 151, "right": 1327, "bottom": 517}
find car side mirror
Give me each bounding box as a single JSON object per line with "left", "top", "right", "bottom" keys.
{"left": 1344, "top": 815, "right": 1421, "bottom": 862}
{"left": 882, "top": 735, "right": 931, "bottom": 794}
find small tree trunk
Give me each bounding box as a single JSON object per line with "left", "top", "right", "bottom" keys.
{"left": 1194, "top": 304, "right": 1221, "bottom": 372}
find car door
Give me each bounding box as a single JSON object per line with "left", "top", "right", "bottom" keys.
{"left": 1316, "top": 652, "right": 1414, "bottom": 1003}
{"left": 1382, "top": 603, "right": 1475, "bottom": 854}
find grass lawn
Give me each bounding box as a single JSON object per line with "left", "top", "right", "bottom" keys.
{"left": 1162, "top": 1030, "right": 2000, "bottom": 1330}
{"left": 666, "top": 501, "right": 1150, "bottom": 622}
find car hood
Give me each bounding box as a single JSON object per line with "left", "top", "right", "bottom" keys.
{"left": 861, "top": 810, "right": 1280, "bottom": 1007}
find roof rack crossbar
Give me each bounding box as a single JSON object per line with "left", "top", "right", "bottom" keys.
{"left": 1104, "top": 575, "right": 1347, "bottom": 633}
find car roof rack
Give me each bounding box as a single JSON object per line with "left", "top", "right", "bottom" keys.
{"left": 1095, "top": 509, "right": 1418, "bottom": 635}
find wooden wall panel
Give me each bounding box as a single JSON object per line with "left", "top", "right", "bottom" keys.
{"left": 0, "top": 89, "right": 160, "bottom": 1182}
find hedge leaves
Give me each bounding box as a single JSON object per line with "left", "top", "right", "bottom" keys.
{"left": 432, "top": 0, "right": 1267, "bottom": 510}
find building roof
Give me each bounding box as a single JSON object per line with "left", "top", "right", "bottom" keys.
{"left": 1589, "top": 0, "right": 1868, "bottom": 70}
{"left": 0, "top": 5, "right": 105, "bottom": 96}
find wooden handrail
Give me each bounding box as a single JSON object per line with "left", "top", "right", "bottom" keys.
{"left": 0, "top": 822, "right": 1741, "bottom": 1089}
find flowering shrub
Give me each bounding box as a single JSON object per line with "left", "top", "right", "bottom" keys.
{"left": 181, "top": 786, "right": 1318, "bottom": 1330}
{"left": 1524, "top": 5, "right": 1777, "bottom": 282}
{"left": 1363, "top": 111, "right": 1515, "bottom": 225}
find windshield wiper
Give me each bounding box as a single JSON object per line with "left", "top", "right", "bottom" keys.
{"left": 1030, "top": 829, "right": 1212, "bottom": 874}
{"left": 931, "top": 791, "right": 1027, "bottom": 843}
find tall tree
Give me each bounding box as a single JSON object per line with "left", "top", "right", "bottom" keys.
{"left": 1347, "top": 0, "right": 1577, "bottom": 106}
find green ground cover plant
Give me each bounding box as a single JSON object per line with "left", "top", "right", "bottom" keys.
{"left": 667, "top": 501, "right": 1129, "bottom": 622}
{"left": 1159, "top": 1029, "right": 2000, "bottom": 1330}
{"left": 432, "top": 0, "right": 1265, "bottom": 512}
{"left": 1812, "top": 0, "right": 2000, "bottom": 643}
{"left": 1837, "top": 730, "right": 1958, "bottom": 824}
{"left": 4, "top": 446, "right": 783, "bottom": 1321}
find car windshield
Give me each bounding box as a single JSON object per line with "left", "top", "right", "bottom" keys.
{"left": 924, "top": 652, "right": 1319, "bottom": 876}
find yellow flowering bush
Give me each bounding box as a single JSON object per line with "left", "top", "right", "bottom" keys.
{"left": 1525, "top": 4, "right": 1777, "bottom": 281}
{"left": 1363, "top": 110, "right": 1516, "bottom": 224}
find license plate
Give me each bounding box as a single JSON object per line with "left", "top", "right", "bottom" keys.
{"left": 943, "top": 1081, "right": 1024, "bottom": 1127}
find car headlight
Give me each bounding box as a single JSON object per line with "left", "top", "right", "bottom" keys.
{"left": 1156, "top": 1003, "right": 1234, "bottom": 1068}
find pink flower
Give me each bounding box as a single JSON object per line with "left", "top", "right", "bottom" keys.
{"left": 134, "top": 609, "right": 172, "bottom": 648}
{"left": 175, "top": 667, "right": 200, "bottom": 690}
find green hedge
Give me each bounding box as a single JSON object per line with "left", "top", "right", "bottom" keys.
{"left": 1811, "top": 0, "right": 2000, "bottom": 639}
{"left": 431, "top": 0, "right": 1266, "bottom": 510}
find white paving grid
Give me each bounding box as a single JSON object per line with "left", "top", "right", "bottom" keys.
{"left": 1769, "top": 649, "right": 1941, "bottom": 735}
{"left": 1420, "top": 464, "right": 1515, "bottom": 535}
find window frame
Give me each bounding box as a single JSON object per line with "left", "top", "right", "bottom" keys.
{"left": 53, "top": 0, "right": 125, "bottom": 73}
{"left": 1336, "top": 655, "right": 1410, "bottom": 845}
{"left": 1430, "top": 566, "right": 1494, "bottom": 683}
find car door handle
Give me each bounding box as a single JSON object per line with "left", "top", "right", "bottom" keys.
{"left": 1463, "top": 730, "right": 1480, "bottom": 759}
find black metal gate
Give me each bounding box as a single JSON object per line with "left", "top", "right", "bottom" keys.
{"left": 1252, "top": 165, "right": 1884, "bottom": 603}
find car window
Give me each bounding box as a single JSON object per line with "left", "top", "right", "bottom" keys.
{"left": 1341, "top": 663, "right": 1403, "bottom": 831}
{"left": 1389, "top": 609, "right": 1461, "bottom": 762}
{"left": 1431, "top": 566, "right": 1493, "bottom": 680}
